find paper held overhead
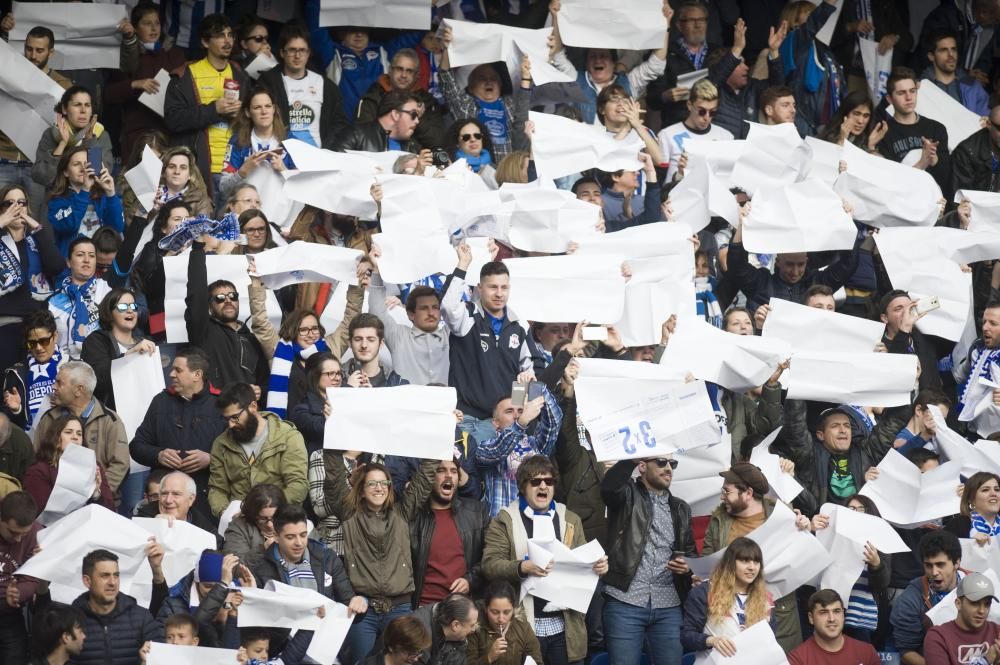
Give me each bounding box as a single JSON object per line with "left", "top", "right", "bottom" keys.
{"left": 10, "top": 2, "right": 128, "bottom": 70}
{"left": 834, "top": 140, "right": 941, "bottom": 227}
{"left": 668, "top": 153, "right": 740, "bottom": 230}
{"left": 762, "top": 297, "right": 884, "bottom": 353}
{"left": 529, "top": 111, "right": 643, "bottom": 179}
{"left": 504, "top": 254, "right": 626, "bottom": 323}
{"left": 0, "top": 38, "right": 65, "bottom": 159}
{"left": 318, "top": 0, "right": 431, "bottom": 30}
{"left": 781, "top": 350, "right": 918, "bottom": 407}
{"left": 252, "top": 242, "right": 363, "bottom": 290}
{"left": 670, "top": 442, "right": 732, "bottom": 517}
{"left": 557, "top": 0, "right": 667, "bottom": 50}
{"left": 859, "top": 449, "right": 962, "bottom": 526}
{"left": 729, "top": 121, "right": 812, "bottom": 196}
{"left": 324, "top": 385, "right": 457, "bottom": 459}
{"left": 442, "top": 20, "right": 574, "bottom": 86}
{"left": 742, "top": 178, "right": 857, "bottom": 253}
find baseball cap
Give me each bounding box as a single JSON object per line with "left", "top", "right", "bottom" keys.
{"left": 719, "top": 462, "right": 769, "bottom": 496}
{"left": 818, "top": 405, "right": 855, "bottom": 428}
{"left": 958, "top": 572, "right": 998, "bottom": 602}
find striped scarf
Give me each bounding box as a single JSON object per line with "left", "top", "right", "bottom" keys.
{"left": 971, "top": 511, "right": 1000, "bottom": 536}
{"left": 266, "top": 338, "right": 328, "bottom": 418}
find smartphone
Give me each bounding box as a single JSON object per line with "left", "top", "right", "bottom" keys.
{"left": 87, "top": 147, "right": 102, "bottom": 174}
{"left": 511, "top": 382, "right": 527, "bottom": 407}
{"left": 581, "top": 325, "right": 608, "bottom": 342}
{"left": 526, "top": 380, "right": 545, "bottom": 402}
{"left": 916, "top": 296, "right": 941, "bottom": 316}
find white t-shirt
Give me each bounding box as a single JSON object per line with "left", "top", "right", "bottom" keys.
{"left": 282, "top": 70, "right": 325, "bottom": 147}
{"left": 657, "top": 121, "right": 734, "bottom": 182}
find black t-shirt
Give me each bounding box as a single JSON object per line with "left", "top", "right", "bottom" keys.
{"left": 877, "top": 114, "right": 952, "bottom": 198}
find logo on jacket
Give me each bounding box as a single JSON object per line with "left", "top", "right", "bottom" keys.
{"left": 343, "top": 58, "right": 358, "bottom": 71}
{"left": 508, "top": 334, "right": 519, "bottom": 349}
{"left": 366, "top": 50, "right": 379, "bottom": 61}
{"left": 480, "top": 340, "right": 489, "bottom": 353}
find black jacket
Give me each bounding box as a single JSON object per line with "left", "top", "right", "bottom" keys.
{"left": 411, "top": 602, "right": 469, "bottom": 665}
{"left": 257, "top": 64, "right": 348, "bottom": 150}
{"left": 952, "top": 127, "right": 999, "bottom": 194}
{"left": 70, "top": 592, "right": 162, "bottom": 665}
{"left": 709, "top": 51, "right": 785, "bottom": 140}
{"left": 331, "top": 120, "right": 421, "bottom": 153}
{"left": 600, "top": 460, "right": 695, "bottom": 596}
{"left": 409, "top": 496, "right": 490, "bottom": 606}
{"left": 647, "top": 38, "right": 721, "bottom": 127}
{"left": 129, "top": 385, "right": 227, "bottom": 499}
{"left": 80, "top": 329, "right": 153, "bottom": 410}
{"left": 289, "top": 390, "right": 326, "bottom": 454}
{"left": 249, "top": 539, "right": 355, "bottom": 603}
{"left": 185, "top": 242, "right": 270, "bottom": 394}
{"left": 0, "top": 421, "right": 32, "bottom": 481}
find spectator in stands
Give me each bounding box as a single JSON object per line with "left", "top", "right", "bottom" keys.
{"left": 289, "top": 352, "right": 341, "bottom": 454}
{"left": 234, "top": 18, "right": 272, "bottom": 72}
{"left": 944, "top": 471, "right": 1000, "bottom": 541}
{"left": 2, "top": 310, "right": 63, "bottom": 431}
{"left": 466, "top": 581, "right": 543, "bottom": 665}
{"left": 208, "top": 382, "right": 308, "bottom": 515}
{"left": 80, "top": 287, "right": 156, "bottom": 410}
{"left": 332, "top": 89, "right": 423, "bottom": 153}
{"left": 644, "top": 0, "right": 713, "bottom": 129}
{"left": 445, "top": 119, "right": 494, "bottom": 178}
{"left": 595, "top": 84, "right": 665, "bottom": 169}
{"left": 33, "top": 86, "right": 113, "bottom": 192}
{"left": 29, "top": 605, "right": 88, "bottom": 665}
{"left": 48, "top": 238, "right": 113, "bottom": 361}
{"left": 924, "top": 29, "right": 990, "bottom": 116}
{"left": 359, "top": 48, "right": 446, "bottom": 148}
{"left": 164, "top": 14, "right": 249, "bottom": 200}
{"left": 219, "top": 86, "right": 288, "bottom": 198}
{"left": 659, "top": 79, "right": 733, "bottom": 182}
{"left": 135, "top": 470, "right": 215, "bottom": 533}
{"left": 817, "top": 91, "right": 888, "bottom": 151}
{"left": 952, "top": 104, "right": 1000, "bottom": 193}
{"left": 45, "top": 149, "right": 124, "bottom": 258}
{"left": 147, "top": 147, "right": 214, "bottom": 221}
{"left": 22, "top": 414, "right": 113, "bottom": 512}
{"left": 759, "top": 85, "right": 799, "bottom": 126}
{"left": 130, "top": 201, "right": 191, "bottom": 340}
{"left": 221, "top": 482, "right": 285, "bottom": 561}
{"left": 891, "top": 530, "right": 966, "bottom": 663}
{"left": 789, "top": 589, "right": 880, "bottom": 665}
{"left": 0, "top": 491, "right": 41, "bottom": 665}
{"left": 257, "top": 25, "right": 347, "bottom": 149}
{"left": 923, "top": 572, "right": 1000, "bottom": 665}
{"left": 0, "top": 413, "right": 31, "bottom": 483}
{"left": 369, "top": 615, "right": 433, "bottom": 665}
{"left": 409, "top": 592, "right": 478, "bottom": 665}
{"left": 33, "top": 361, "right": 129, "bottom": 500}
{"left": 955, "top": 300, "right": 1000, "bottom": 438}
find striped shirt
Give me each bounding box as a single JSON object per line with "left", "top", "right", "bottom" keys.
{"left": 164, "top": 0, "right": 226, "bottom": 49}
{"left": 846, "top": 569, "right": 878, "bottom": 631}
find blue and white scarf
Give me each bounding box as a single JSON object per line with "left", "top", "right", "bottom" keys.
{"left": 266, "top": 338, "right": 328, "bottom": 418}
{"left": 971, "top": 510, "right": 1000, "bottom": 537}
{"left": 61, "top": 276, "right": 100, "bottom": 343}
{"left": 26, "top": 347, "right": 61, "bottom": 429}
{"left": 0, "top": 235, "right": 23, "bottom": 296}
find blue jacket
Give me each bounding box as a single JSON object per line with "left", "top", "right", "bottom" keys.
{"left": 602, "top": 181, "right": 663, "bottom": 233}
{"left": 47, "top": 189, "right": 124, "bottom": 256}
{"left": 890, "top": 573, "right": 962, "bottom": 655}
{"left": 574, "top": 71, "right": 632, "bottom": 125}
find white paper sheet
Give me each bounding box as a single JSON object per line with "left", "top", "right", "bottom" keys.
{"left": 147, "top": 642, "right": 239, "bottom": 665}
{"left": 16, "top": 505, "right": 154, "bottom": 607}
{"left": 671, "top": 442, "right": 731, "bottom": 517}
{"left": 677, "top": 68, "right": 709, "bottom": 89}
{"left": 574, "top": 360, "right": 720, "bottom": 462}
{"left": 520, "top": 539, "right": 605, "bottom": 613}
{"left": 660, "top": 316, "right": 790, "bottom": 393}
{"left": 529, "top": 110, "right": 643, "bottom": 180}
{"left": 669, "top": 153, "right": 741, "bottom": 230}
{"left": 133, "top": 517, "right": 218, "bottom": 586}
{"left": 557, "top": 0, "right": 666, "bottom": 50}
{"left": 253, "top": 242, "right": 362, "bottom": 290}
{"left": 804, "top": 136, "right": 843, "bottom": 186}
{"left": 748, "top": 428, "right": 803, "bottom": 504}
{"left": 501, "top": 185, "right": 601, "bottom": 253}
{"left": 960, "top": 537, "right": 1000, "bottom": 575}
{"left": 689, "top": 502, "right": 833, "bottom": 599}
{"left": 0, "top": 38, "right": 65, "bottom": 158}
{"left": 782, "top": 349, "right": 918, "bottom": 407}
{"left": 283, "top": 170, "right": 379, "bottom": 218}
{"left": 124, "top": 146, "right": 162, "bottom": 215}
{"left": 876, "top": 225, "right": 1000, "bottom": 266}
{"left": 859, "top": 449, "right": 962, "bottom": 526}
{"left": 285, "top": 139, "right": 382, "bottom": 174}
{"left": 914, "top": 78, "right": 982, "bottom": 150}
{"left": 762, "top": 298, "right": 884, "bottom": 353}
{"left": 956, "top": 189, "right": 1000, "bottom": 233}
{"left": 834, "top": 140, "right": 941, "bottom": 227}
{"left": 245, "top": 52, "right": 279, "bottom": 79}
{"left": 306, "top": 603, "right": 354, "bottom": 665}
{"left": 10, "top": 2, "right": 127, "bottom": 70}
{"left": 112, "top": 350, "right": 166, "bottom": 442}
{"left": 616, "top": 278, "right": 697, "bottom": 347}
{"left": 929, "top": 405, "right": 1000, "bottom": 477}
{"left": 926, "top": 569, "right": 1000, "bottom": 626}
{"left": 505, "top": 254, "right": 627, "bottom": 324}
{"left": 443, "top": 19, "right": 574, "bottom": 87}
{"left": 246, "top": 165, "right": 302, "bottom": 230}
{"left": 138, "top": 68, "right": 171, "bottom": 118}
{"left": 729, "top": 122, "right": 812, "bottom": 196}
{"left": 324, "top": 385, "right": 457, "bottom": 459}
{"left": 683, "top": 139, "right": 747, "bottom": 181}
{"left": 239, "top": 585, "right": 331, "bottom": 631}
{"left": 742, "top": 178, "right": 857, "bottom": 253}
{"left": 163, "top": 254, "right": 253, "bottom": 344}
{"left": 859, "top": 37, "right": 892, "bottom": 102}
{"left": 572, "top": 221, "right": 695, "bottom": 261}
{"left": 705, "top": 621, "right": 788, "bottom": 665}
{"left": 371, "top": 231, "right": 456, "bottom": 285}
{"left": 38, "top": 444, "right": 97, "bottom": 526}
{"left": 319, "top": 0, "right": 431, "bottom": 30}
{"left": 874, "top": 226, "right": 972, "bottom": 341}
{"left": 810, "top": 0, "right": 845, "bottom": 45}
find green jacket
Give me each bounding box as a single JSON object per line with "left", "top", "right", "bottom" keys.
{"left": 466, "top": 617, "right": 542, "bottom": 665}
{"left": 323, "top": 452, "right": 436, "bottom": 604}
{"left": 701, "top": 496, "right": 802, "bottom": 654}
{"left": 482, "top": 501, "right": 588, "bottom": 662}
{"left": 208, "top": 412, "right": 308, "bottom": 515}
{"left": 720, "top": 383, "right": 783, "bottom": 462}
{"left": 553, "top": 396, "right": 608, "bottom": 548}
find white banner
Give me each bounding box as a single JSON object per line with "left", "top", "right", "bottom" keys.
{"left": 318, "top": 0, "right": 431, "bottom": 30}
{"left": 253, "top": 242, "right": 362, "bottom": 290}
{"left": 0, "top": 38, "right": 64, "bottom": 159}
{"left": 557, "top": 0, "right": 666, "bottom": 50}
{"left": 38, "top": 444, "right": 97, "bottom": 526}
{"left": 742, "top": 178, "right": 857, "bottom": 253}
{"left": 859, "top": 449, "right": 962, "bottom": 526}
{"left": 529, "top": 110, "right": 644, "bottom": 180}
{"left": 505, "top": 254, "right": 626, "bottom": 324}
{"left": 443, "top": 19, "right": 574, "bottom": 87}
{"left": 859, "top": 37, "right": 892, "bottom": 103}
{"left": 11, "top": 2, "right": 127, "bottom": 69}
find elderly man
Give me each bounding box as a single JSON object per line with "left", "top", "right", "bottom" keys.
{"left": 33, "top": 362, "right": 129, "bottom": 501}
{"left": 357, "top": 48, "right": 446, "bottom": 147}
{"left": 331, "top": 89, "right": 422, "bottom": 153}
{"left": 134, "top": 471, "right": 216, "bottom": 534}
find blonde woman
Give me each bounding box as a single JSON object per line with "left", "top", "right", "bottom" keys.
{"left": 681, "top": 537, "right": 774, "bottom": 662}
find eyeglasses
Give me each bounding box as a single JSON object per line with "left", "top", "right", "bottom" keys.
{"left": 255, "top": 515, "right": 274, "bottom": 525}
{"left": 284, "top": 47, "right": 309, "bottom": 56}
{"left": 244, "top": 226, "right": 267, "bottom": 235}
{"left": 680, "top": 17, "right": 708, "bottom": 24}
{"left": 223, "top": 406, "right": 247, "bottom": 424}
{"left": 298, "top": 325, "right": 321, "bottom": 336}
{"left": 397, "top": 108, "right": 420, "bottom": 120}
{"left": 25, "top": 334, "right": 53, "bottom": 349}
{"left": 245, "top": 35, "right": 268, "bottom": 43}
{"left": 529, "top": 477, "right": 556, "bottom": 487}
{"left": 652, "top": 458, "right": 678, "bottom": 469}
{"left": 696, "top": 107, "right": 718, "bottom": 118}
{"left": 365, "top": 480, "right": 391, "bottom": 488}
{"left": 0, "top": 199, "right": 25, "bottom": 210}
{"left": 321, "top": 370, "right": 343, "bottom": 379}
{"left": 461, "top": 133, "right": 483, "bottom": 141}
{"left": 212, "top": 292, "right": 239, "bottom": 303}
{"left": 114, "top": 303, "right": 139, "bottom": 313}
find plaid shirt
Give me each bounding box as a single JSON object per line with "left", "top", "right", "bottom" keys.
{"left": 476, "top": 387, "right": 563, "bottom": 518}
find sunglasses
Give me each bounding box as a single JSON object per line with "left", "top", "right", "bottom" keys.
{"left": 461, "top": 133, "right": 483, "bottom": 141}
{"left": 397, "top": 108, "right": 420, "bottom": 120}
{"left": 114, "top": 302, "right": 139, "bottom": 313}
{"left": 696, "top": 107, "right": 718, "bottom": 118}
{"left": 212, "top": 292, "right": 239, "bottom": 303}
{"left": 529, "top": 477, "right": 556, "bottom": 487}
{"left": 25, "top": 334, "right": 53, "bottom": 349}
{"left": 245, "top": 35, "right": 268, "bottom": 43}
{"left": 0, "top": 199, "right": 25, "bottom": 211}
{"left": 651, "top": 458, "right": 678, "bottom": 469}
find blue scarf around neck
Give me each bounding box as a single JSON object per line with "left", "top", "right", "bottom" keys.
{"left": 455, "top": 148, "right": 493, "bottom": 173}
{"left": 61, "top": 276, "right": 98, "bottom": 343}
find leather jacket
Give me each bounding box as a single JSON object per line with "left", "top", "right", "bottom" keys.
{"left": 331, "top": 120, "right": 420, "bottom": 153}
{"left": 409, "top": 496, "right": 490, "bottom": 605}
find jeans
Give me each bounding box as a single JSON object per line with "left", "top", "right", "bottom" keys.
{"left": 538, "top": 631, "right": 570, "bottom": 665}
{"left": 602, "top": 597, "right": 682, "bottom": 665}
{"left": 460, "top": 414, "right": 497, "bottom": 448}
{"left": 347, "top": 603, "right": 411, "bottom": 665}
